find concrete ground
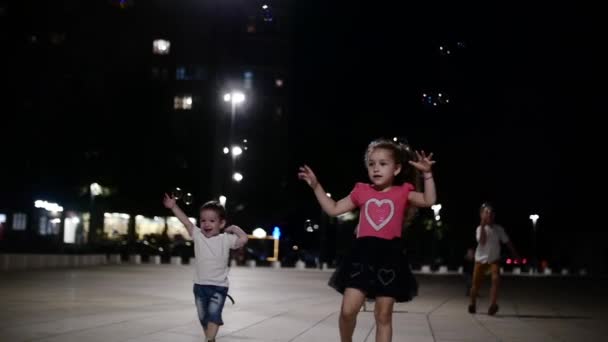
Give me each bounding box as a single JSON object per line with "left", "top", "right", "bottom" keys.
{"left": 1, "top": 265, "right": 607, "bottom": 341}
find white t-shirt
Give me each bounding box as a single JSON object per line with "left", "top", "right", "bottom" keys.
{"left": 192, "top": 228, "right": 239, "bottom": 287}
{"left": 475, "top": 224, "right": 510, "bottom": 264}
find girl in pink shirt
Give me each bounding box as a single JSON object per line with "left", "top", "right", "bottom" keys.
{"left": 298, "top": 138, "right": 437, "bottom": 342}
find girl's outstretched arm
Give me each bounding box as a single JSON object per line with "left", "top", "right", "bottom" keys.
{"left": 407, "top": 151, "right": 437, "bottom": 207}
{"left": 298, "top": 165, "right": 356, "bottom": 216}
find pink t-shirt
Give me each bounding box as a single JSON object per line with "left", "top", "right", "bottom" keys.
{"left": 350, "top": 182, "right": 415, "bottom": 239}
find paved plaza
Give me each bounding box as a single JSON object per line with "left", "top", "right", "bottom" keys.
{"left": 1, "top": 265, "right": 607, "bottom": 341}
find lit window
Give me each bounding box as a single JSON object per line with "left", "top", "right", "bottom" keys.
{"left": 135, "top": 215, "right": 166, "bottom": 240}
{"left": 153, "top": 39, "right": 170, "bottom": 55}
{"left": 103, "top": 213, "right": 129, "bottom": 240}
{"left": 174, "top": 96, "right": 193, "bottom": 110}
{"left": 167, "top": 216, "right": 195, "bottom": 240}
{"left": 176, "top": 67, "right": 187, "bottom": 80}
{"left": 12, "top": 213, "right": 27, "bottom": 231}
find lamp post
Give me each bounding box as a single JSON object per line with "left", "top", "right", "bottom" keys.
{"left": 530, "top": 214, "right": 540, "bottom": 273}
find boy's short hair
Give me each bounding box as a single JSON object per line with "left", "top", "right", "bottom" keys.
{"left": 479, "top": 202, "right": 494, "bottom": 211}
{"left": 200, "top": 201, "right": 227, "bottom": 220}
{"left": 480, "top": 202, "right": 495, "bottom": 214}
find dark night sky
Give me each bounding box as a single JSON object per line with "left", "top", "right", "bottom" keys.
{"left": 290, "top": 2, "right": 601, "bottom": 249}
{"left": 0, "top": 1, "right": 603, "bottom": 257}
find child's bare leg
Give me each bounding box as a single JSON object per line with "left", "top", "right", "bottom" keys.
{"left": 205, "top": 323, "right": 219, "bottom": 341}
{"left": 374, "top": 296, "right": 395, "bottom": 342}
{"left": 339, "top": 288, "right": 366, "bottom": 342}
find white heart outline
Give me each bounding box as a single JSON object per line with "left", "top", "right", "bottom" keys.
{"left": 377, "top": 268, "right": 396, "bottom": 286}
{"left": 364, "top": 198, "right": 395, "bottom": 231}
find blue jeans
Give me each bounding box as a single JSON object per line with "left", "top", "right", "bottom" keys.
{"left": 193, "top": 284, "right": 229, "bottom": 328}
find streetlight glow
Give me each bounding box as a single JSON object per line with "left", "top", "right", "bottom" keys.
{"left": 252, "top": 228, "right": 267, "bottom": 239}
{"left": 529, "top": 214, "right": 540, "bottom": 224}
{"left": 431, "top": 204, "right": 442, "bottom": 216}
{"left": 233, "top": 172, "right": 243, "bottom": 182}
{"left": 224, "top": 91, "right": 245, "bottom": 104}
{"left": 232, "top": 92, "right": 245, "bottom": 104}
{"left": 90, "top": 183, "right": 102, "bottom": 196}
{"left": 231, "top": 146, "right": 243, "bottom": 157}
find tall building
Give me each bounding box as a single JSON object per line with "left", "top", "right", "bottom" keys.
{"left": 0, "top": 0, "right": 293, "bottom": 244}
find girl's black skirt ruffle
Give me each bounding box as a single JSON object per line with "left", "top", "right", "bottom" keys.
{"left": 328, "top": 237, "right": 418, "bottom": 302}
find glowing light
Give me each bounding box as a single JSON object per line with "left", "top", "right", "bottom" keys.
{"left": 252, "top": 228, "right": 267, "bottom": 238}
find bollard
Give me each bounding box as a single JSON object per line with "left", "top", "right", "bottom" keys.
{"left": 421, "top": 265, "right": 431, "bottom": 274}
{"left": 295, "top": 260, "right": 305, "bottom": 270}
{"left": 272, "top": 261, "right": 282, "bottom": 269}
{"left": 438, "top": 266, "right": 448, "bottom": 274}
{"left": 171, "top": 256, "right": 182, "bottom": 265}
{"left": 247, "top": 260, "right": 256, "bottom": 268}
{"left": 60, "top": 255, "right": 69, "bottom": 267}
{"left": 129, "top": 255, "right": 141, "bottom": 265}
{"left": 561, "top": 269, "right": 569, "bottom": 276}
{"left": 109, "top": 254, "right": 121, "bottom": 265}
{"left": 0, "top": 254, "right": 7, "bottom": 271}
{"left": 513, "top": 267, "right": 521, "bottom": 275}
{"left": 150, "top": 255, "right": 161, "bottom": 265}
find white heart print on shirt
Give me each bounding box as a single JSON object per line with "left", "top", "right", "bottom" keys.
{"left": 364, "top": 198, "right": 395, "bottom": 231}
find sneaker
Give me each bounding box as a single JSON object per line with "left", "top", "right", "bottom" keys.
{"left": 488, "top": 304, "right": 499, "bottom": 316}
{"left": 468, "top": 304, "right": 476, "bottom": 314}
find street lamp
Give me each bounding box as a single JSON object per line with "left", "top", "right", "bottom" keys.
{"left": 223, "top": 91, "right": 246, "bottom": 143}
{"left": 431, "top": 204, "right": 442, "bottom": 221}
{"left": 90, "top": 183, "right": 102, "bottom": 197}
{"left": 232, "top": 172, "right": 243, "bottom": 182}
{"left": 223, "top": 91, "right": 245, "bottom": 105}
{"left": 231, "top": 145, "right": 243, "bottom": 157}
{"left": 431, "top": 204, "right": 442, "bottom": 215}
{"left": 252, "top": 228, "right": 267, "bottom": 239}
{"left": 219, "top": 195, "right": 227, "bottom": 207}
{"left": 529, "top": 214, "right": 539, "bottom": 229}
{"left": 529, "top": 214, "right": 540, "bottom": 273}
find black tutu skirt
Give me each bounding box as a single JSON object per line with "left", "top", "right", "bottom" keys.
{"left": 328, "top": 237, "right": 418, "bottom": 302}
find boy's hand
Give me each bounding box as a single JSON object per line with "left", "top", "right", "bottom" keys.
{"left": 224, "top": 225, "right": 240, "bottom": 234}
{"left": 163, "top": 193, "right": 177, "bottom": 209}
